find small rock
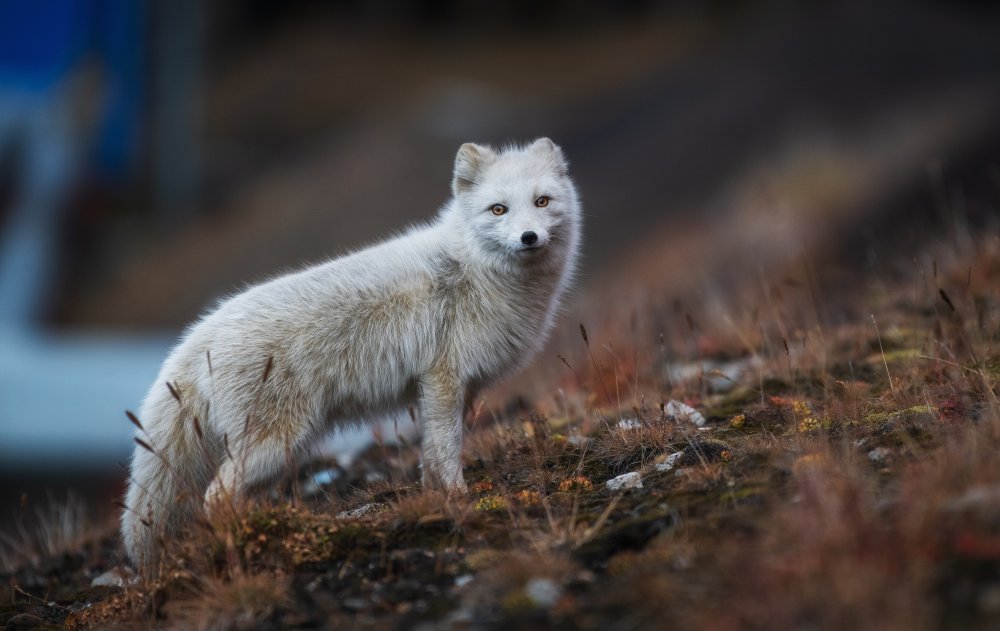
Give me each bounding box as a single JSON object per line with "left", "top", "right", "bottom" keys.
{"left": 663, "top": 400, "right": 706, "bottom": 427}
{"left": 606, "top": 472, "right": 643, "bottom": 491}
{"left": 454, "top": 574, "right": 474, "bottom": 588}
{"left": 617, "top": 418, "right": 641, "bottom": 430}
{"left": 342, "top": 597, "right": 368, "bottom": 611}
{"left": 91, "top": 565, "right": 136, "bottom": 587}
{"left": 337, "top": 502, "right": 388, "bottom": 519}
{"left": 664, "top": 357, "right": 757, "bottom": 393}
{"left": 867, "top": 447, "right": 892, "bottom": 465}
{"left": 945, "top": 485, "right": 1000, "bottom": 513}
{"left": 524, "top": 577, "right": 561, "bottom": 608}
{"left": 654, "top": 452, "right": 684, "bottom": 472}
{"left": 5, "top": 614, "right": 46, "bottom": 631}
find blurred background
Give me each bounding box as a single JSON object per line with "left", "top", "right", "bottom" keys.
{"left": 1, "top": 0, "right": 999, "bottom": 522}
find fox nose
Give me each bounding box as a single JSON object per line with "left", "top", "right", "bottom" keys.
{"left": 521, "top": 231, "right": 538, "bottom": 246}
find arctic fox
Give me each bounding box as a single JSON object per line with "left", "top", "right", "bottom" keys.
{"left": 121, "top": 138, "right": 582, "bottom": 572}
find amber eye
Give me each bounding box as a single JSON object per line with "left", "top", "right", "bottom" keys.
{"left": 534, "top": 196, "right": 550, "bottom": 208}
{"left": 489, "top": 204, "right": 508, "bottom": 216}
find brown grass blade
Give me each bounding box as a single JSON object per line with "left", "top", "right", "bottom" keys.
{"left": 125, "top": 410, "right": 143, "bottom": 431}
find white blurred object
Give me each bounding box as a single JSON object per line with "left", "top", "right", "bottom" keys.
{"left": 524, "top": 577, "right": 562, "bottom": 608}
{"left": 662, "top": 400, "right": 706, "bottom": 427}
{"left": 616, "top": 418, "right": 641, "bottom": 430}
{"left": 90, "top": 565, "right": 136, "bottom": 587}
{"left": 0, "top": 329, "right": 407, "bottom": 468}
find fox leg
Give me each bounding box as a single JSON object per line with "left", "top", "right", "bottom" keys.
{"left": 418, "top": 366, "right": 467, "bottom": 492}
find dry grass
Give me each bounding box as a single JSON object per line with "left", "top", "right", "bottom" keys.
{"left": 4, "top": 230, "right": 1000, "bottom": 629}
{"left": 0, "top": 492, "right": 94, "bottom": 572}
{"left": 164, "top": 571, "right": 290, "bottom": 631}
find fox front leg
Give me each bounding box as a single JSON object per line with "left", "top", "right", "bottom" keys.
{"left": 418, "top": 366, "right": 467, "bottom": 492}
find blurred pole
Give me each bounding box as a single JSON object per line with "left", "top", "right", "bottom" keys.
{"left": 151, "top": 0, "right": 202, "bottom": 218}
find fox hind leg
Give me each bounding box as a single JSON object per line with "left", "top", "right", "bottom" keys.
{"left": 204, "top": 436, "right": 301, "bottom": 512}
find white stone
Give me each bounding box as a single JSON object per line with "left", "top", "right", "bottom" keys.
{"left": 525, "top": 577, "right": 561, "bottom": 608}
{"left": 663, "top": 357, "right": 760, "bottom": 393}
{"left": 567, "top": 434, "right": 589, "bottom": 447}
{"left": 337, "top": 502, "right": 387, "bottom": 519}
{"left": 663, "top": 400, "right": 706, "bottom": 427}
{"left": 91, "top": 566, "right": 136, "bottom": 587}
{"left": 606, "top": 471, "right": 643, "bottom": 491}
{"left": 617, "top": 418, "right": 641, "bottom": 430}
{"left": 655, "top": 452, "right": 684, "bottom": 472}
{"left": 867, "top": 447, "right": 891, "bottom": 464}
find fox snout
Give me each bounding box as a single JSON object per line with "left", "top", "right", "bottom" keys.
{"left": 514, "top": 228, "right": 549, "bottom": 251}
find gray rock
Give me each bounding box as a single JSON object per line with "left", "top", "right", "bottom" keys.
{"left": 606, "top": 472, "right": 643, "bottom": 491}
{"left": 525, "top": 577, "right": 562, "bottom": 608}
{"left": 337, "top": 502, "right": 387, "bottom": 519}
{"left": 654, "top": 452, "right": 684, "bottom": 472}
{"left": 867, "top": 447, "right": 892, "bottom": 465}
{"left": 90, "top": 565, "right": 136, "bottom": 588}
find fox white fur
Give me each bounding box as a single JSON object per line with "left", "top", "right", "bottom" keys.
{"left": 121, "top": 138, "right": 581, "bottom": 572}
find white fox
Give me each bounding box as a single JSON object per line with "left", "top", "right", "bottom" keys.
{"left": 121, "top": 138, "right": 582, "bottom": 572}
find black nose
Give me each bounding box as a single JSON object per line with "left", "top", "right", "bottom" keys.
{"left": 521, "top": 231, "right": 538, "bottom": 246}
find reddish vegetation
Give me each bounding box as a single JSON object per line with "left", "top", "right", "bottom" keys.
{"left": 3, "top": 232, "right": 1000, "bottom": 629}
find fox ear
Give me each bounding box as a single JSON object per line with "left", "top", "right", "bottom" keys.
{"left": 452, "top": 143, "right": 495, "bottom": 195}
{"left": 528, "top": 137, "right": 567, "bottom": 175}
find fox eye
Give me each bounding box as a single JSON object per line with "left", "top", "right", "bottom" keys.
{"left": 489, "top": 204, "right": 508, "bottom": 216}
{"left": 534, "top": 196, "right": 550, "bottom": 208}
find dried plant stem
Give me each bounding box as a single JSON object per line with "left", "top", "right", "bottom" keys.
{"left": 871, "top": 314, "right": 896, "bottom": 395}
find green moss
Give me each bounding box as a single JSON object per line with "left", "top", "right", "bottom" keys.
{"left": 719, "top": 486, "right": 766, "bottom": 503}
{"left": 985, "top": 356, "right": 1000, "bottom": 379}
{"left": 860, "top": 404, "right": 934, "bottom": 425}
{"left": 870, "top": 348, "right": 921, "bottom": 364}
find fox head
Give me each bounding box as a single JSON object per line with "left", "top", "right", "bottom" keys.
{"left": 446, "top": 138, "right": 581, "bottom": 271}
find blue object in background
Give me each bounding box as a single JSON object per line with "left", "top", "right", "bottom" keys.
{"left": 0, "top": 0, "right": 145, "bottom": 181}
{"left": 0, "top": 0, "right": 158, "bottom": 469}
